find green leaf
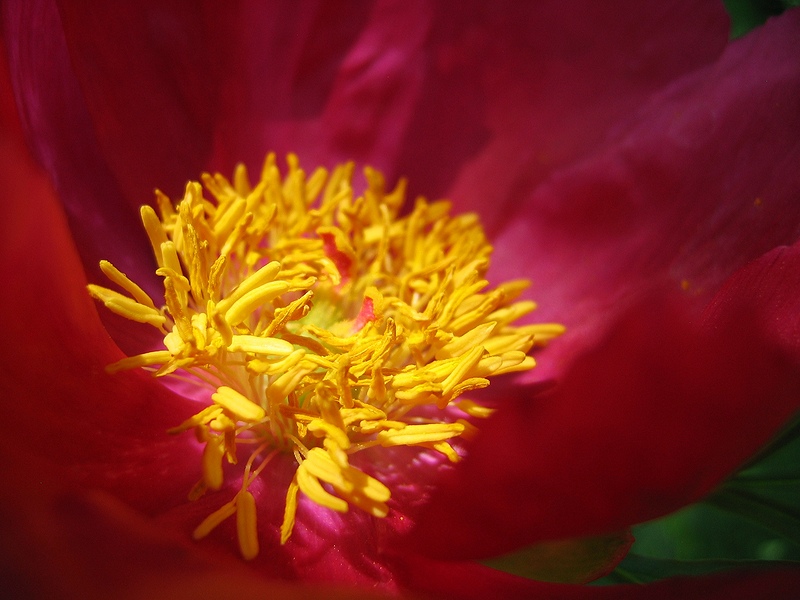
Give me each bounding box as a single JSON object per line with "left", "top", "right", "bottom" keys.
{"left": 708, "top": 486, "right": 800, "bottom": 547}
{"left": 598, "top": 412, "right": 800, "bottom": 584}
{"left": 483, "top": 531, "right": 633, "bottom": 583}
{"left": 598, "top": 552, "right": 800, "bottom": 585}
{"left": 723, "top": 0, "right": 787, "bottom": 38}
{"left": 737, "top": 414, "right": 800, "bottom": 472}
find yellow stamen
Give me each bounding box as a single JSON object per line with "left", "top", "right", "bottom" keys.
{"left": 88, "top": 153, "right": 563, "bottom": 559}
{"left": 216, "top": 261, "right": 282, "bottom": 313}
{"left": 377, "top": 423, "right": 465, "bottom": 447}
{"left": 202, "top": 436, "right": 225, "bottom": 490}
{"left": 193, "top": 499, "right": 237, "bottom": 540}
{"left": 227, "top": 335, "right": 295, "bottom": 356}
{"left": 296, "top": 460, "right": 349, "bottom": 512}
{"left": 98, "top": 260, "right": 158, "bottom": 309}
{"left": 212, "top": 386, "right": 266, "bottom": 423}
{"left": 281, "top": 478, "right": 300, "bottom": 545}
{"left": 236, "top": 491, "right": 259, "bottom": 560}
{"left": 223, "top": 281, "right": 292, "bottom": 326}
{"left": 87, "top": 285, "right": 166, "bottom": 327}
{"left": 140, "top": 205, "right": 168, "bottom": 267}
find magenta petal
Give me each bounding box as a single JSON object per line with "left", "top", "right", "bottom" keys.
{"left": 204, "top": 0, "right": 433, "bottom": 176}
{"left": 405, "top": 292, "right": 800, "bottom": 558}
{"left": 45, "top": 1, "right": 728, "bottom": 213}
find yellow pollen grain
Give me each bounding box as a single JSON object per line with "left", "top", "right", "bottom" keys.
{"left": 88, "top": 153, "right": 563, "bottom": 559}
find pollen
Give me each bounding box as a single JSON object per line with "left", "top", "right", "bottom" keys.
{"left": 89, "top": 153, "right": 564, "bottom": 559}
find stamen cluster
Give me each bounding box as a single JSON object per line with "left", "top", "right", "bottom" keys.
{"left": 88, "top": 153, "right": 564, "bottom": 559}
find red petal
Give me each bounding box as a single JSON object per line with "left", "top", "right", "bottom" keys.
{"left": 2, "top": 0, "right": 163, "bottom": 295}
{"left": 0, "top": 67, "right": 199, "bottom": 516}
{"left": 398, "top": 554, "right": 800, "bottom": 600}
{"left": 7, "top": 1, "right": 728, "bottom": 261}
{"left": 203, "top": 0, "right": 729, "bottom": 214}
{"left": 0, "top": 459, "right": 384, "bottom": 600}
{"left": 55, "top": 0, "right": 220, "bottom": 204}
{"left": 490, "top": 9, "right": 800, "bottom": 378}
{"left": 704, "top": 240, "right": 800, "bottom": 363}
{"left": 425, "top": 1, "right": 728, "bottom": 230}
{"left": 405, "top": 292, "right": 800, "bottom": 558}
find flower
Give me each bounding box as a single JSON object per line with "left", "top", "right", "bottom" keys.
{"left": 2, "top": 1, "right": 800, "bottom": 598}
{"left": 86, "top": 152, "right": 562, "bottom": 558}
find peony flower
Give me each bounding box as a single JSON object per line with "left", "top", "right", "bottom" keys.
{"left": 2, "top": 0, "right": 800, "bottom": 598}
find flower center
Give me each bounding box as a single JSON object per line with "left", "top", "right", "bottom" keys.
{"left": 88, "top": 153, "right": 564, "bottom": 559}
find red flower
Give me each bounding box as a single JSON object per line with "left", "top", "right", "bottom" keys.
{"left": 2, "top": 1, "right": 800, "bottom": 598}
